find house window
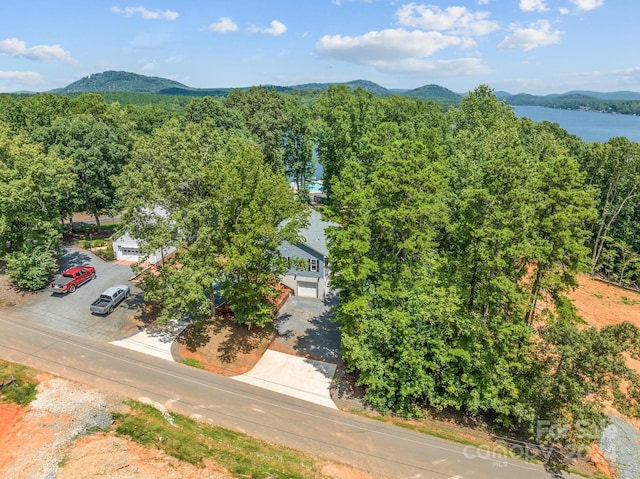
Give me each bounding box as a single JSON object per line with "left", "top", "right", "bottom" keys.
{"left": 309, "top": 258, "right": 318, "bottom": 272}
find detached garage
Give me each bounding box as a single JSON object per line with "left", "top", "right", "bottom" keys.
{"left": 112, "top": 231, "right": 176, "bottom": 264}
{"left": 297, "top": 281, "right": 319, "bottom": 298}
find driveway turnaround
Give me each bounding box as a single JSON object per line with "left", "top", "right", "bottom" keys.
{"left": 232, "top": 349, "right": 338, "bottom": 409}
{"left": 8, "top": 246, "right": 140, "bottom": 340}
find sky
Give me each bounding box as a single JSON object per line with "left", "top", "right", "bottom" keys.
{"left": 0, "top": 1, "right": 637, "bottom": 95}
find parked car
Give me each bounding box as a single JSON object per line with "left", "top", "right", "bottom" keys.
{"left": 90, "top": 285, "right": 130, "bottom": 315}
{"left": 48, "top": 266, "right": 96, "bottom": 294}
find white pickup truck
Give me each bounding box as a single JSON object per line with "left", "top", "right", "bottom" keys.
{"left": 90, "top": 285, "right": 130, "bottom": 315}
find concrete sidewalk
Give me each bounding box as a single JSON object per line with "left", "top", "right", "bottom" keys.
{"left": 109, "top": 319, "right": 189, "bottom": 361}
{"left": 232, "top": 350, "right": 338, "bottom": 409}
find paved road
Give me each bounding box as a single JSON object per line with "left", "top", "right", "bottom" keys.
{"left": 0, "top": 314, "right": 581, "bottom": 479}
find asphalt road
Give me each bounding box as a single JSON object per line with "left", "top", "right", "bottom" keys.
{"left": 0, "top": 314, "right": 582, "bottom": 479}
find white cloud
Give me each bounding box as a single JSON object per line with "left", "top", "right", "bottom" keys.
{"left": 0, "top": 37, "right": 76, "bottom": 64}
{"left": 519, "top": 0, "right": 549, "bottom": 12}
{"left": 111, "top": 6, "right": 179, "bottom": 20}
{"left": 498, "top": 20, "right": 562, "bottom": 51}
{"left": 263, "top": 20, "right": 287, "bottom": 36}
{"left": 0, "top": 70, "right": 42, "bottom": 84}
{"left": 250, "top": 20, "right": 287, "bottom": 36}
{"left": 372, "top": 57, "right": 491, "bottom": 76}
{"left": 209, "top": 17, "right": 238, "bottom": 33}
{"left": 566, "top": 65, "right": 640, "bottom": 81}
{"left": 395, "top": 4, "right": 499, "bottom": 36}
{"left": 569, "top": 0, "right": 604, "bottom": 11}
{"left": 141, "top": 60, "right": 158, "bottom": 71}
{"left": 559, "top": 7, "right": 570, "bottom": 14}
{"left": 317, "top": 28, "right": 464, "bottom": 63}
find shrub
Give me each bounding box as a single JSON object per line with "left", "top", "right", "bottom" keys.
{"left": 6, "top": 245, "right": 58, "bottom": 291}
{"left": 101, "top": 246, "right": 115, "bottom": 261}
{"left": 93, "top": 239, "right": 106, "bottom": 247}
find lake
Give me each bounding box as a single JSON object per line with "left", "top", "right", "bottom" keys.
{"left": 513, "top": 105, "right": 640, "bottom": 143}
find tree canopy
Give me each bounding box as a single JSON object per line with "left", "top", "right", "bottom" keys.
{"left": 1, "top": 86, "right": 640, "bottom": 448}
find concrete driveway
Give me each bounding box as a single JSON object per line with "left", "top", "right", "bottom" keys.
{"left": 233, "top": 292, "right": 342, "bottom": 409}
{"left": 9, "top": 245, "right": 141, "bottom": 340}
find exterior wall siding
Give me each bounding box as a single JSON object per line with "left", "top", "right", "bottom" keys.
{"left": 279, "top": 243, "right": 329, "bottom": 298}
{"left": 112, "top": 233, "right": 176, "bottom": 264}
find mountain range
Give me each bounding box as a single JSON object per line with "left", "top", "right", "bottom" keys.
{"left": 48, "top": 70, "right": 640, "bottom": 105}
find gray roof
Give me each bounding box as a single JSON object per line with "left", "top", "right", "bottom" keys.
{"left": 297, "top": 209, "right": 336, "bottom": 257}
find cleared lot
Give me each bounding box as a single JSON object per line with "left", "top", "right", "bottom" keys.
{"left": 7, "top": 246, "right": 141, "bottom": 340}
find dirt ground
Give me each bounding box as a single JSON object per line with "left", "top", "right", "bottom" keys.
{"left": 568, "top": 274, "right": 640, "bottom": 328}
{"left": 1, "top": 271, "right": 638, "bottom": 478}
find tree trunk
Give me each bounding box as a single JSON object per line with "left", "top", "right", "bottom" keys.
{"left": 591, "top": 188, "right": 639, "bottom": 276}
{"left": 93, "top": 214, "right": 102, "bottom": 233}
{"left": 525, "top": 267, "right": 543, "bottom": 326}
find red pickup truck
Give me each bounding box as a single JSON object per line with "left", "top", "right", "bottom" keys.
{"left": 48, "top": 266, "right": 96, "bottom": 293}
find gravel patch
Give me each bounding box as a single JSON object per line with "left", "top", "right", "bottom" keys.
{"left": 2, "top": 378, "right": 123, "bottom": 479}
{"left": 600, "top": 414, "right": 640, "bottom": 479}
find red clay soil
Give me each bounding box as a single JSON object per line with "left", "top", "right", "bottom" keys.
{"left": 567, "top": 274, "right": 640, "bottom": 328}
{"left": 176, "top": 285, "right": 292, "bottom": 376}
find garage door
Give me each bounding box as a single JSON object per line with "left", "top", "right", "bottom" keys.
{"left": 297, "top": 281, "right": 318, "bottom": 298}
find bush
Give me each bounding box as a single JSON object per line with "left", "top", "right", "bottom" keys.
{"left": 101, "top": 246, "right": 115, "bottom": 261}
{"left": 6, "top": 245, "right": 58, "bottom": 290}
{"left": 93, "top": 239, "right": 106, "bottom": 247}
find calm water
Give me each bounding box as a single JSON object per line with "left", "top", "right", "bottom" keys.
{"left": 513, "top": 105, "right": 640, "bottom": 143}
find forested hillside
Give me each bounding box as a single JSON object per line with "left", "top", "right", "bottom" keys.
{"left": 46, "top": 70, "right": 640, "bottom": 113}
{"left": 51, "top": 70, "right": 190, "bottom": 93}
{"left": 0, "top": 85, "right": 639, "bottom": 449}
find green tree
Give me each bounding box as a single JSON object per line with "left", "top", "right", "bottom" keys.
{"left": 0, "top": 122, "right": 75, "bottom": 288}
{"left": 44, "top": 114, "right": 132, "bottom": 230}
{"left": 446, "top": 85, "right": 535, "bottom": 320}
{"left": 116, "top": 120, "right": 306, "bottom": 326}
{"left": 313, "top": 86, "right": 380, "bottom": 198}
{"left": 282, "top": 95, "right": 314, "bottom": 197}
{"left": 6, "top": 244, "right": 58, "bottom": 290}
{"left": 582, "top": 138, "right": 640, "bottom": 280}
{"left": 182, "top": 96, "right": 245, "bottom": 134}
{"left": 225, "top": 87, "right": 288, "bottom": 170}
{"left": 20, "top": 93, "right": 71, "bottom": 134}
{"left": 526, "top": 318, "right": 640, "bottom": 445}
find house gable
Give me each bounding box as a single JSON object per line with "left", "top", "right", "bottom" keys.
{"left": 278, "top": 208, "right": 337, "bottom": 298}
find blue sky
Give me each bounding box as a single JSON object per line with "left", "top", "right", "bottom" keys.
{"left": 0, "top": 1, "right": 635, "bottom": 94}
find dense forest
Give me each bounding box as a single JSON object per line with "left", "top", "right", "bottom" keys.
{"left": 0, "top": 85, "right": 639, "bottom": 449}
